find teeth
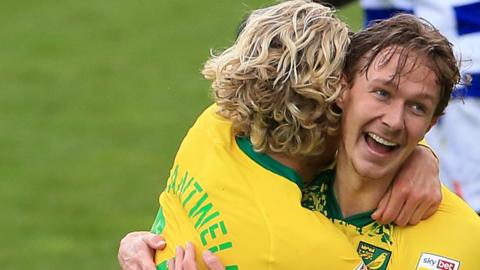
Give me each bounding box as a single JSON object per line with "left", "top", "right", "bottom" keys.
{"left": 367, "top": 132, "right": 398, "bottom": 147}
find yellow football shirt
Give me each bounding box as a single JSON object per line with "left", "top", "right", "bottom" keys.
{"left": 302, "top": 169, "right": 480, "bottom": 270}
{"left": 151, "top": 105, "right": 365, "bottom": 270}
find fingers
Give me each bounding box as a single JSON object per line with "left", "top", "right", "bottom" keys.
{"left": 421, "top": 203, "right": 438, "bottom": 220}
{"left": 175, "top": 246, "right": 186, "bottom": 270}
{"left": 371, "top": 188, "right": 391, "bottom": 222}
{"left": 168, "top": 243, "right": 198, "bottom": 270}
{"left": 394, "top": 195, "right": 421, "bottom": 226}
{"left": 376, "top": 187, "right": 407, "bottom": 224}
{"left": 399, "top": 187, "right": 440, "bottom": 225}
{"left": 422, "top": 178, "right": 442, "bottom": 220}
{"left": 118, "top": 231, "right": 159, "bottom": 270}
{"left": 165, "top": 243, "right": 224, "bottom": 270}
{"left": 408, "top": 199, "right": 432, "bottom": 225}
{"left": 202, "top": 250, "right": 225, "bottom": 270}
{"left": 144, "top": 234, "right": 166, "bottom": 250}
{"left": 183, "top": 242, "right": 198, "bottom": 269}
{"left": 372, "top": 143, "right": 443, "bottom": 226}
{"left": 389, "top": 187, "right": 440, "bottom": 226}
{"left": 381, "top": 144, "right": 442, "bottom": 226}
{"left": 393, "top": 178, "right": 441, "bottom": 226}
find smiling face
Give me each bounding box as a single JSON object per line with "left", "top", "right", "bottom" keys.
{"left": 337, "top": 49, "right": 440, "bottom": 181}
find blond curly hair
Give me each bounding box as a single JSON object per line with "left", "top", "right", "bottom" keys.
{"left": 202, "top": 0, "right": 350, "bottom": 156}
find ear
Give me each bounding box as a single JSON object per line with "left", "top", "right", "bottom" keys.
{"left": 336, "top": 76, "right": 349, "bottom": 110}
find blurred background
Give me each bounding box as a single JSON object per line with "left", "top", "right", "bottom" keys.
{"left": 0, "top": 0, "right": 361, "bottom": 269}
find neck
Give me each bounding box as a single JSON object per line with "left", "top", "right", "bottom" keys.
{"left": 266, "top": 135, "right": 339, "bottom": 184}
{"left": 266, "top": 151, "right": 326, "bottom": 184}
{"left": 334, "top": 148, "right": 394, "bottom": 218}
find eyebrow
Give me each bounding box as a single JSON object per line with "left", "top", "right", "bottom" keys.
{"left": 370, "top": 78, "right": 437, "bottom": 103}
{"left": 416, "top": 91, "right": 437, "bottom": 103}
{"left": 370, "top": 78, "right": 396, "bottom": 88}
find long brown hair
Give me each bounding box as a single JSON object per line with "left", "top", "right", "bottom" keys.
{"left": 344, "top": 14, "right": 466, "bottom": 116}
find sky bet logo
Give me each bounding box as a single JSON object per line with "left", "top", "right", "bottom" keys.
{"left": 416, "top": 253, "right": 460, "bottom": 270}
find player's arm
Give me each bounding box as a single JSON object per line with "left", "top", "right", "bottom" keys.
{"left": 118, "top": 232, "right": 224, "bottom": 270}
{"left": 372, "top": 144, "right": 441, "bottom": 226}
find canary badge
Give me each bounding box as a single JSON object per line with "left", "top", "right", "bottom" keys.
{"left": 357, "top": 241, "right": 391, "bottom": 270}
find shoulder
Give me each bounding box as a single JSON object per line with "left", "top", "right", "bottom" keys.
{"left": 193, "top": 104, "right": 229, "bottom": 127}
{"left": 392, "top": 186, "right": 480, "bottom": 269}
{"left": 192, "top": 104, "right": 233, "bottom": 141}
{"left": 183, "top": 104, "right": 234, "bottom": 146}
{"left": 414, "top": 185, "right": 480, "bottom": 234}
{"left": 171, "top": 104, "right": 236, "bottom": 171}
{"left": 397, "top": 186, "right": 480, "bottom": 264}
{"left": 438, "top": 185, "right": 480, "bottom": 222}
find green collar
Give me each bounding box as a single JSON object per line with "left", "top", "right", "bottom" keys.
{"left": 322, "top": 170, "right": 375, "bottom": 227}
{"left": 236, "top": 136, "right": 304, "bottom": 189}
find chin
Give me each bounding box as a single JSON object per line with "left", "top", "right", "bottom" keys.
{"left": 353, "top": 161, "right": 394, "bottom": 181}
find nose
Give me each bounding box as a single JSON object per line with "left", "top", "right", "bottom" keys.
{"left": 381, "top": 101, "right": 405, "bottom": 132}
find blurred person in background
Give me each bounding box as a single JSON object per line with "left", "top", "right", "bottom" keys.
{"left": 322, "top": 0, "right": 480, "bottom": 215}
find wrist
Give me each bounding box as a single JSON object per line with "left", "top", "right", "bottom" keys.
{"left": 416, "top": 143, "right": 439, "bottom": 162}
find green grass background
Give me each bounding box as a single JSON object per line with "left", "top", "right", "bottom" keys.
{"left": 0, "top": 0, "right": 361, "bottom": 269}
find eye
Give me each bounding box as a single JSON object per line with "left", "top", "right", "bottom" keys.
{"left": 411, "top": 103, "right": 427, "bottom": 116}
{"left": 373, "top": 89, "right": 389, "bottom": 99}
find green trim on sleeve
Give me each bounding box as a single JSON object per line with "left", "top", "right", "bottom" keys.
{"left": 236, "top": 136, "right": 304, "bottom": 189}
{"left": 151, "top": 207, "right": 166, "bottom": 234}
{"left": 156, "top": 260, "right": 169, "bottom": 270}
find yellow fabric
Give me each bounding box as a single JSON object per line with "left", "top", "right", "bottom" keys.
{"left": 390, "top": 186, "right": 480, "bottom": 269}
{"left": 151, "top": 105, "right": 364, "bottom": 270}
{"left": 303, "top": 172, "right": 480, "bottom": 270}
{"left": 418, "top": 139, "right": 439, "bottom": 161}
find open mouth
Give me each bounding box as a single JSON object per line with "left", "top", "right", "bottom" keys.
{"left": 364, "top": 132, "right": 399, "bottom": 154}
